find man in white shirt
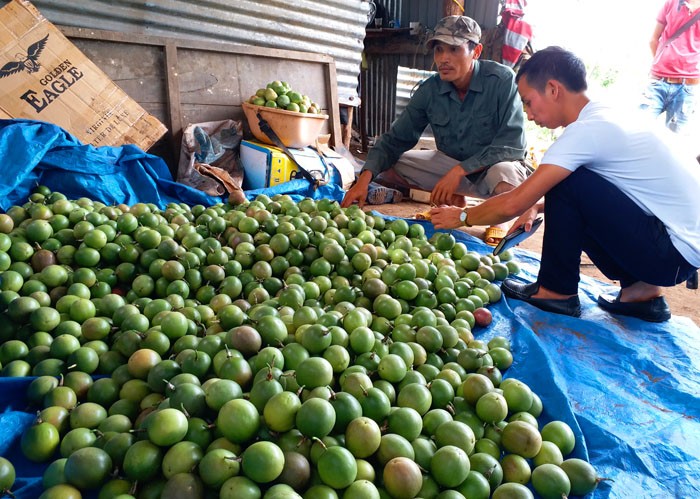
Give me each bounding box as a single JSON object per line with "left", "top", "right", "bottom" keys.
{"left": 429, "top": 46, "right": 700, "bottom": 322}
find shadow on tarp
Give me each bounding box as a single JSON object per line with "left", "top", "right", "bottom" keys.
{"left": 0, "top": 215, "right": 698, "bottom": 498}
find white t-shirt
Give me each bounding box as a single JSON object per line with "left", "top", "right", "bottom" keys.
{"left": 542, "top": 101, "right": 700, "bottom": 267}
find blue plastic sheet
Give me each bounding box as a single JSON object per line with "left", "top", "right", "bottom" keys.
{"left": 0, "top": 119, "right": 345, "bottom": 212}
{"left": 0, "top": 119, "right": 226, "bottom": 211}
{"left": 243, "top": 176, "right": 346, "bottom": 203}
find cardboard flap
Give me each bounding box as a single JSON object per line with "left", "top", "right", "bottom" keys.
{"left": 0, "top": 0, "right": 167, "bottom": 150}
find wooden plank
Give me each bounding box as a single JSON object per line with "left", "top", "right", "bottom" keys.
{"left": 58, "top": 25, "right": 343, "bottom": 162}
{"left": 164, "top": 41, "right": 182, "bottom": 164}
{"left": 176, "top": 48, "right": 242, "bottom": 106}
{"left": 324, "top": 59, "right": 343, "bottom": 149}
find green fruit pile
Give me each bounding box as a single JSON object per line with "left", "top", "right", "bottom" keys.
{"left": 248, "top": 80, "right": 321, "bottom": 114}
{"left": 0, "top": 188, "right": 605, "bottom": 498}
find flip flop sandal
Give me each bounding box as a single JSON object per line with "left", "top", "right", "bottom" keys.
{"left": 484, "top": 226, "right": 507, "bottom": 247}
{"left": 367, "top": 185, "right": 403, "bottom": 205}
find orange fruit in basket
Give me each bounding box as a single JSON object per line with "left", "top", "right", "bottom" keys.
{"left": 287, "top": 103, "right": 300, "bottom": 112}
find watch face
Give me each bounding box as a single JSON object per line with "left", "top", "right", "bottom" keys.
{"left": 459, "top": 211, "right": 467, "bottom": 222}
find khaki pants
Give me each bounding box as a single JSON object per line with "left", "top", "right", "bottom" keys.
{"left": 388, "top": 149, "right": 531, "bottom": 198}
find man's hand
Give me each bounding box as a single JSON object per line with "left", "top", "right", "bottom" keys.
{"left": 507, "top": 206, "right": 540, "bottom": 235}
{"left": 429, "top": 205, "right": 464, "bottom": 229}
{"left": 341, "top": 170, "right": 372, "bottom": 208}
{"left": 431, "top": 165, "right": 466, "bottom": 205}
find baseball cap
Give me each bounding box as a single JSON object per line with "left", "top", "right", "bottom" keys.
{"left": 426, "top": 15, "right": 482, "bottom": 48}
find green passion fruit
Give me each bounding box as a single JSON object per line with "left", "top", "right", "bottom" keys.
{"left": 1, "top": 188, "right": 598, "bottom": 499}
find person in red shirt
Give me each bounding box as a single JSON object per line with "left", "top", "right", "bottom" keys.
{"left": 640, "top": 0, "right": 700, "bottom": 134}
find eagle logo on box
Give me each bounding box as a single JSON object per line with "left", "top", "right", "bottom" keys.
{"left": 0, "top": 34, "right": 49, "bottom": 78}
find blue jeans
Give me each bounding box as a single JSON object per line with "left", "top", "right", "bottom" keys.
{"left": 537, "top": 168, "right": 696, "bottom": 295}
{"left": 640, "top": 78, "right": 698, "bottom": 134}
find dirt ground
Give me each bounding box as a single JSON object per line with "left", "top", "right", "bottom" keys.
{"left": 369, "top": 199, "right": 700, "bottom": 327}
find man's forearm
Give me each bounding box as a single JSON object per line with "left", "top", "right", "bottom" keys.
{"left": 355, "top": 169, "right": 373, "bottom": 186}
{"left": 650, "top": 39, "right": 659, "bottom": 57}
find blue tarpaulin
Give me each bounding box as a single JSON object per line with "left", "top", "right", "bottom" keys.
{"left": 0, "top": 119, "right": 345, "bottom": 212}
{"left": 0, "top": 119, "right": 226, "bottom": 211}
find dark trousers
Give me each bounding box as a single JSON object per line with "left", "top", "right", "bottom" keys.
{"left": 537, "top": 168, "right": 696, "bottom": 295}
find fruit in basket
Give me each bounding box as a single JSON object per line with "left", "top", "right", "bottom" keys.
{"left": 276, "top": 94, "right": 291, "bottom": 108}
{"left": 249, "top": 80, "right": 321, "bottom": 114}
{"left": 263, "top": 88, "right": 278, "bottom": 102}
{"left": 267, "top": 80, "right": 287, "bottom": 96}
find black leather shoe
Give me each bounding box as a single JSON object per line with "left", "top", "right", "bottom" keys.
{"left": 597, "top": 294, "right": 671, "bottom": 322}
{"left": 501, "top": 279, "right": 581, "bottom": 317}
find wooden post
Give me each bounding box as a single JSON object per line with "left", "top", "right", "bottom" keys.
{"left": 443, "top": 0, "right": 464, "bottom": 17}
{"left": 340, "top": 105, "right": 354, "bottom": 149}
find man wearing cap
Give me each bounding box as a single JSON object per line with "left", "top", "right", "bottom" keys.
{"left": 343, "top": 15, "right": 530, "bottom": 243}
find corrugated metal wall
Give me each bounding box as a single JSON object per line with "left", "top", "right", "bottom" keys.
{"left": 0, "top": 0, "right": 368, "bottom": 106}
{"left": 363, "top": 0, "right": 500, "bottom": 138}
{"left": 396, "top": 66, "right": 435, "bottom": 119}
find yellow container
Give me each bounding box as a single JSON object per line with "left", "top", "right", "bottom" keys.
{"left": 242, "top": 101, "right": 328, "bottom": 149}
{"left": 239, "top": 140, "right": 328, "bottom": 190}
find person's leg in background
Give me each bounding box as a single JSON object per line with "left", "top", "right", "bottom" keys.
{"left": 472, "top": 161, "right": 532, "bottom": 245}
{"left": 663, "top": 82, "right": 698, "bottom": 134}
{"left": 639, "top": 78, "right": 670, "bottom": 122}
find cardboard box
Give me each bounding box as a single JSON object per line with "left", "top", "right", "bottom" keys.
{"left": 0, "top": 0, "right": 167, "bottom": 150}
{"left": 240, "top": 140, "right": 329, "bottom": 190}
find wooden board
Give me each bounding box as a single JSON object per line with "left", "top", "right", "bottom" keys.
{"left": 61, "top": 26, "right": 343, "bottom": 170}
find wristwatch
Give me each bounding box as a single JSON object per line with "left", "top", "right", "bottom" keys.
{"left": 459, "top": 208, "right": 471, "bottom": 227}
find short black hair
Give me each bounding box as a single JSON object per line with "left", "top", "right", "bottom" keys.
{"left": 516, "top": 46, "right": 587, "bottom": 92}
